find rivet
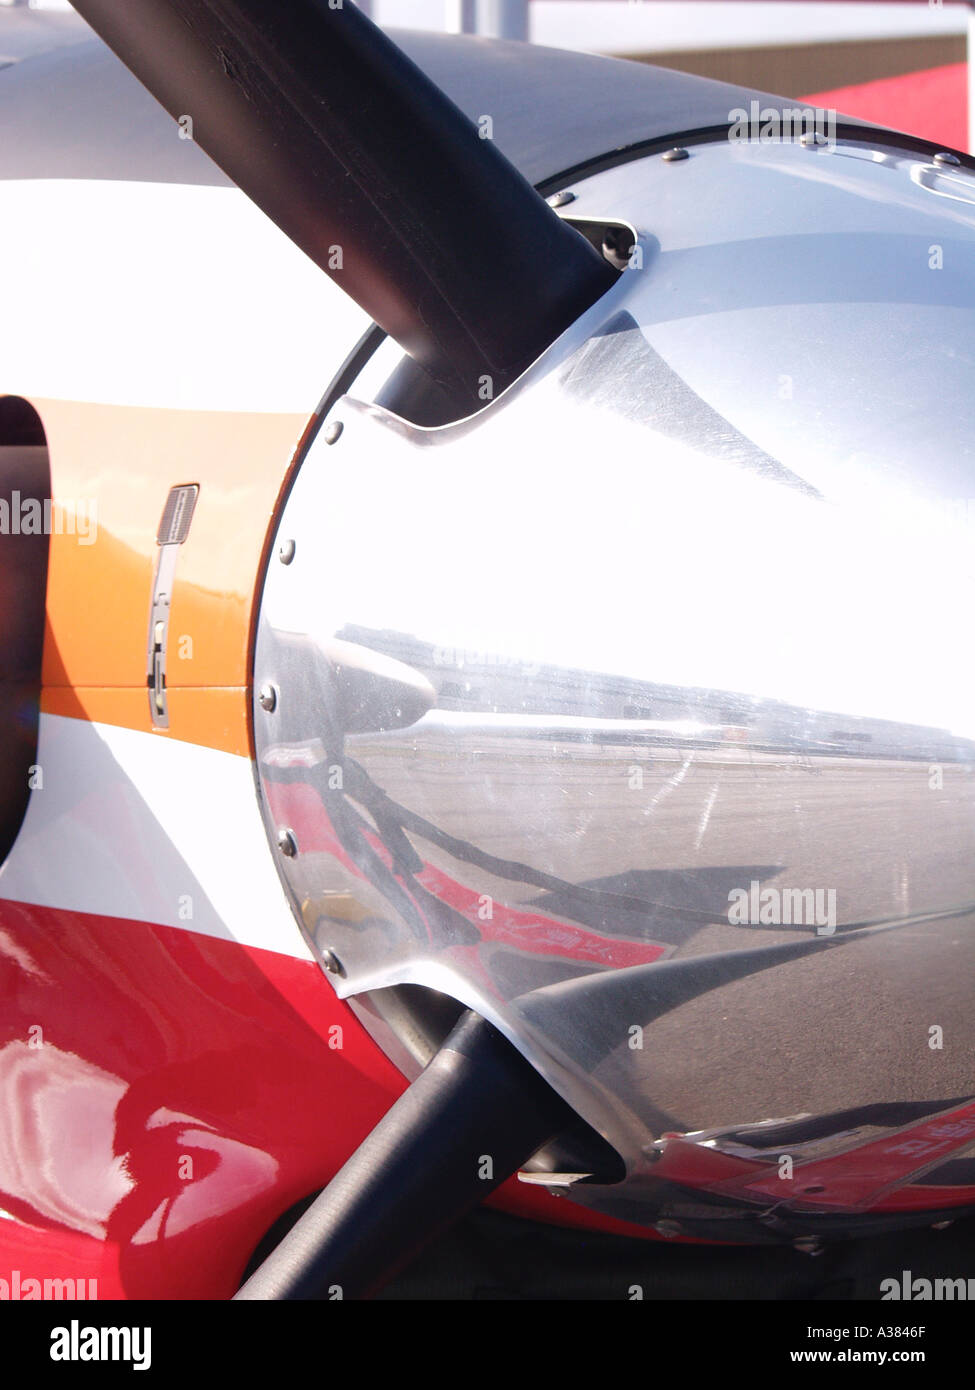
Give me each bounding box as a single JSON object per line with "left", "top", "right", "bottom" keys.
{"left": 258, "top": 683, "right": 277, "bottom": 713}
{"left": 323, "top": 420, "right": 344, "bottom": 445}
{"left": 277, "top": 828, "right": 298, "bottom": 857}
{"left": 278, "top": 538, "right": 296, "bottom": 565}
{"left": 546, "top": 190, "right": 576, "bottom": 208}
{"left": 661, "top": 148, "right": 689, "bottom": 162}
{"left": 321, "top": 949, "right": 345, "bottom": 976}
{"left": 799, "top": 131, "right": 828, "bottom": 148}
{"left": 933, "top": 151, "right": 961, "bottom": 166}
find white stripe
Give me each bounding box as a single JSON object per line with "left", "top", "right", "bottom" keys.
{"left": 0, "top": 179, "right": 370, "bottom": 413}
{"left": 0, "top": 714, "right": 314, "bottom": 960}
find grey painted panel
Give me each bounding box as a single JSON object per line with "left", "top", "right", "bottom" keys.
{"left": 0, "top": 26, "right": 871, "bottom": 190}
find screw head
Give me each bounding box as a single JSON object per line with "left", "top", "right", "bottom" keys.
{"left": 278, "top": 538, "right": 296, "bottom": 565}
{"left": 258, "top": 683, "right": 277, "bottom": 713}
{"left": 793, "top": 1236, "right": 825, "bottom": 1256}
{"left": 546, "top": 189, "right": 576, "bottom": 208}
{"left": 661, "top": 147, "right": 689, "bottom": 162}
{"left": 799, "top": 131, "right": 828, "bottom": 148}
{"left": 277, "top": 828, "right": 298, "bottom": 857}
{"left": 654, "top": 1219, "right": 683, "bottom": 1238}
{"left": 934, "top": 151, "right": 961, "bottom": 166}
{"left": 323, "top": 420, "right": 344, "bottom": 445}
{"left": 320, "top": 949, "right": 345, "bottom": 976}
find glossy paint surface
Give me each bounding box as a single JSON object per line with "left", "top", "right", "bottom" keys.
{"left": 0, "top": 898, "right": 663, "bottom": 1299}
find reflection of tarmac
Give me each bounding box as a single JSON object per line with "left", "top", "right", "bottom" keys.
{"left": 348, "top": 729, "right": 975, "bottom": 1134}
{"left": 639, "top": 909, "right": 975, "bottom": 1131}
{"left": 351, "top": 731, "right": 975, "bottom": 940}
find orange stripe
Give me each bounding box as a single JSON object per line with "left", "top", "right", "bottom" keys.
{"left": 29, "top": 397, "right": 309, "bottom": 755}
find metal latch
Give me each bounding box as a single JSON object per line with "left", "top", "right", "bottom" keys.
{"left": 147, "top": 484, "right": 199, "bottom": 727}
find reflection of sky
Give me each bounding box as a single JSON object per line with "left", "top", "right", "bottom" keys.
{"left": 277, "top": 393, "right": 975, "bottom": 739}
{"left": 0, "top": 1043, "right": 278, "bottom": 1248}
{"left": 267, "top": 138, "right": 975, "bottom": 742}
{"left": 0, "top": 1043, "right": 132, "bottom": 1239}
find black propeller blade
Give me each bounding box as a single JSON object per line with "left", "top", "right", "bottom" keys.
{"left": 71, "top": 0, "right": 616, "bottom": 410}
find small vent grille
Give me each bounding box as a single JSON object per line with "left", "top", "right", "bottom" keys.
{"left": 156, "top": 484, "right": 199, "bottom": 546}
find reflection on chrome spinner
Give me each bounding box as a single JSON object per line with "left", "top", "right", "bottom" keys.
{"left": 254, "top": 136, "right": 975, "bottom": 1238}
